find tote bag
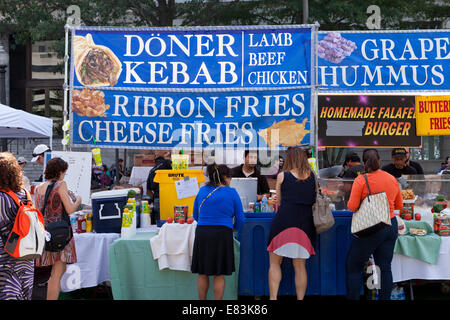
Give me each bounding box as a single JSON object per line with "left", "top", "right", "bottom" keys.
{"left": 312, "top": 173, "right": 335, "bottom": 234}
{"left": 351, "top": 175, "right": 391, "bottom": 238}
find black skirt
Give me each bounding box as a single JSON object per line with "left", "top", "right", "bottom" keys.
{"left": 191, "top": 225, "right": 235, "bottom": 276}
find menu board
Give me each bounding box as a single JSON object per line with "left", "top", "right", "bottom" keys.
{"left": 51, "top": 151, "right": 92, "bottom": 205}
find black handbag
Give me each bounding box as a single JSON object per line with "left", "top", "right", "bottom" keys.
{"left": 42, "top": 180, "right": 73, "bottom": 252}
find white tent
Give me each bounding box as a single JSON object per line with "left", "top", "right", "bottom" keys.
{"left": 0, "top": 103, "right": 53, "bottom": 145}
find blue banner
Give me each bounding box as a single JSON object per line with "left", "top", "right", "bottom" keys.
{"left": 71, "top": 26, "right": 313, "bottom": 90}
{"left": 70, "top": 88, "right": 312, "bottom": 149}
{"left": 317, "top": 30, "right": 450, "bottom": 92}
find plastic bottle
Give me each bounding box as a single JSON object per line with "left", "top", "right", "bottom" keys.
{"left": 140, "top": 200, "right": 151, "bottom": 228}
{"left": 261, "top": 195, "right": 268, "bottom": 213}
{"left": 85, "top": 213, "right": 93, "bottom": 232}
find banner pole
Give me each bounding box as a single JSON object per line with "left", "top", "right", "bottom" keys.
{"left": 63, "top": 24, "right": 70, "bottom": 152}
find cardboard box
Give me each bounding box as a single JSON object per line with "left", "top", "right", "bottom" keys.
{"left": 154, "top": 150, "right": 171, "bottom": 159}
{"left": 134, "top": 154, "right": 155, "bottom": 167}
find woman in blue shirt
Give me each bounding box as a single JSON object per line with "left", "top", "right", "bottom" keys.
{"left": 191, "top": 164, "right": 245, "bottom": 300}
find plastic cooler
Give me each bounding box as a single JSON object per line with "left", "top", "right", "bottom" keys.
{"left": 153, "top": 169, "right": 205, "bottom": 224}
{"left": 91, "top": 188, "right": 141, "bottom": 233}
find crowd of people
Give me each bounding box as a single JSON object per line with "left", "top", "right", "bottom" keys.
{"left": 191, "top": 147, "right": 448, "bottom": 301}
{"left": 0, "top": 142, "right": 448, "bottom": 301}
{"left": 0, "top": 149, "right": 82, "bottom": 300}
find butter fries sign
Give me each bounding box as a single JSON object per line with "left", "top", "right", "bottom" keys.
{"left": 415, "top": 95, "right": 450, "bottom": 136}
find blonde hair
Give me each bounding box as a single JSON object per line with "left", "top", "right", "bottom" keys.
{"left": 283, "top": 147, "right": 311, "bottom": 179}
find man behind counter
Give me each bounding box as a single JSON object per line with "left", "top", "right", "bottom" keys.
{"left": 231, "top": 150, "right": 270, "bottom": 201}
{"left": 404, "top": 147, "right": 424, "bottom": 175}
{"left": 382, "top": 148, "right": 417, "bottom": 178}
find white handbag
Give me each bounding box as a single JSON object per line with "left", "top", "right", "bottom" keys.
{"left": 351, "top": 174, "right": 391, "bottom": 238}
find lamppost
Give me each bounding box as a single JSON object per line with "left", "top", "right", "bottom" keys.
{"left": 0, "top": 43, "right": 9, "bottom": 152}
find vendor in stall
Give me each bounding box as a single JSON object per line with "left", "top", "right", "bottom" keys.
{"left": 404, "top": 147, "right": 424, "bottom": 175}
{"left": 341, "top": 152, "right": 364, "bottom": 203}
{"left": 382, "top": 148, "right": 417, "bottom": 178}
{"left": 231, "top": 150, "right": 270, "bottom": 201}
{"left": 339, "top": 151, "right": 364, "bottom": 178}
{"left": 146, "top": 156, "right": 172, "bottom": 224}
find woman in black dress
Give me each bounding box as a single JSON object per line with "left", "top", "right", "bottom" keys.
{"left": 267, "top": 147, "right": 316, "bottom": 300}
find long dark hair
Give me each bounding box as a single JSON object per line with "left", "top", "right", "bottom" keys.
{"left": 362, "top": 149, "right": 380, "bottom": 173}
{"left": 206, "top": 163, "right": 231, "bottom": 186}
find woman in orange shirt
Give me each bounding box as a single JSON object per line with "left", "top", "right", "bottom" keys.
{"left": 346, "top": 149, "right": 403, "bottom": 300}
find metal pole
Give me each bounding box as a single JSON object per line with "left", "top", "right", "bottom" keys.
{"left": 302, "top": 0, "right": 309, "bottom": 24}
{"left": 115, "top": 149, "right": 120, "bottom": 185}
{"left": 0, "top": 64, "right": 7, "bottom": 151}
{"left": 63, "top": 24, "right": 70, "bottom": 152}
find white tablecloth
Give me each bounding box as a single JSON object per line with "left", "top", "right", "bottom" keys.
{"left": 60, "top": 232, "right": 119, "bottom": 292}
{"left": 392, "top": 236, "right": 450, "bottom": 282}
{"left": 129, "top": 166, "right": 153, "bottom": 195}
{"left": 60, "top": 227, "right": 158, "bottom": 292}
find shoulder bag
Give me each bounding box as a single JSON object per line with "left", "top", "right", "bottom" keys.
{"left": 312, "top": 172, "right": 335, "bottom": 234}
{"left": 42, "top": 181, "right": 73, "bottom": 252}
{"left": 350, "top": 174, "right": 391, "bottom": 238}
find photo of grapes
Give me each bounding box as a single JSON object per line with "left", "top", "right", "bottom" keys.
{"left": 318, "top": 32, "right": 357, "bottom": 64}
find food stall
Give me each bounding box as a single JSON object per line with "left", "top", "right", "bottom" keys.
{"left": 60, "top": 22, "right": 450, "bottom": 300}
{"left": 319, "top": 173, "right": 450, "bottom": 297}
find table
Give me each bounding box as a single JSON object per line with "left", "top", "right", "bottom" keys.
{"left": 60, "top": 232, "right": 120, "bottom": 292}
{"left": 60, "top": 227, "right": 158, "bottom": 292}
{"left": 109, "top": 232, "right": 240, "bottom": 300}
{"left": 392, "top": 236, "right": 450, "bottom": 282}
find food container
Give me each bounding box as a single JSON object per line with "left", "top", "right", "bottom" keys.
{"left": 248, "top": 202, "right": 255, "bottom": 212}
{"left": 434, "top": 213, "right": 450, "bottom": 236}
{"left": 85, "top": 212, "right": 93, "bottom": 232}
{"left": 77, "top": 214, "right": 86, "bottom": 233}
{"left": 174, "top": 205, "right": 188, "bottom": 222}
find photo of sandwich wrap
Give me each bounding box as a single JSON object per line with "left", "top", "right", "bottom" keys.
{"left": 73, "top": 33, "right": 122, "bottom": 86}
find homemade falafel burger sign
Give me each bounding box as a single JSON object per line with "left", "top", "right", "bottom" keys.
{"left": 67, "top": 25, "right": 318, "bottom": 150}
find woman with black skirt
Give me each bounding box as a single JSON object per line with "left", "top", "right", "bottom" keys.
{"left": 191, "top": 164, "right": 245, "bottom": 300}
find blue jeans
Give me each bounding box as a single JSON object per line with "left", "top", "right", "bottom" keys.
{"left": 346, "top": 217, "right": 398, "bottom": 300}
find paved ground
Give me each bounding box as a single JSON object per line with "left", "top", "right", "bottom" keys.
{"left": 58, "top": 281, "right": 450, "bottom": 300}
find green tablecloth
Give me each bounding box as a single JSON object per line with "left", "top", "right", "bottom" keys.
{"left": 394, "top": 220, "right": 442, "bottom": 265}
{"left": 109, "top": 232, "right": 240, "bottom": 300}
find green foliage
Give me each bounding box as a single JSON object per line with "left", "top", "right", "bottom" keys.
{"left": 1, "top": 0, "right": 448, "bottom": 74}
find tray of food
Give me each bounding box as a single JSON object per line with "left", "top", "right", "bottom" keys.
{"left": 402, "top": 189, "right": 418, "bottom": 203}
{"left": 409, "top": 228, "right": 427, "bottom": 236}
